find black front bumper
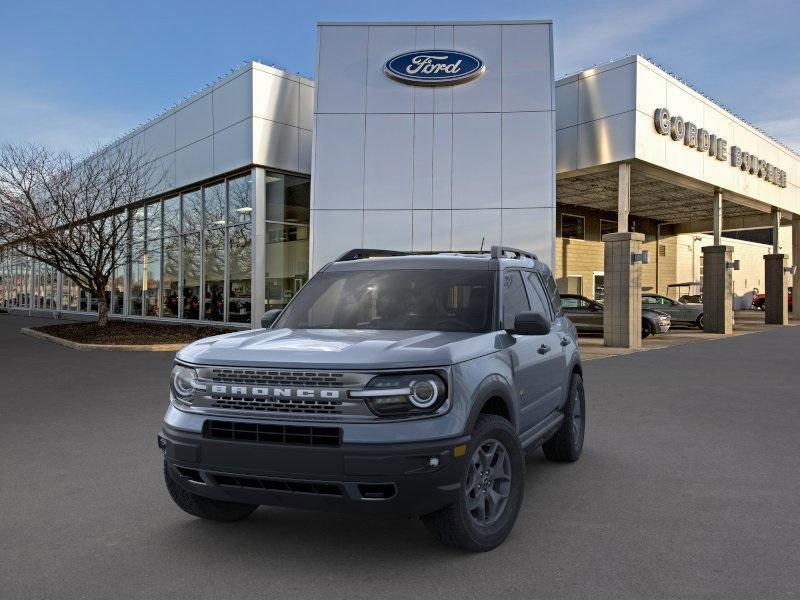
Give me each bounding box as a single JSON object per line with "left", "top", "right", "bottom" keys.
{"left": 159, "top": 423, "right": 470, "bottom": 516}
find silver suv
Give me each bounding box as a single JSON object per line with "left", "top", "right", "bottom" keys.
{"left": 159, "top": 246, "right": 585, "bottom": 552}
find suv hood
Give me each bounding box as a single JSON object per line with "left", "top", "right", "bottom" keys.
{"left": 176, "top": 328, "right": 498, "bottom": 369}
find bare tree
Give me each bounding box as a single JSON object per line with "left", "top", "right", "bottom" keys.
{"left": 0, "top": 142, "right": 163, "bottom": 326}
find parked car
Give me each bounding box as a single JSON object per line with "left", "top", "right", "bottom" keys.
{"left": 752, "top": 287, "right": 793, "bottom": 311}
{"left": 160, "top": 246, "right": 585, "bottom": 552}
{"left": 560, "top": 293, "right": 670, "bottom": 338}
{"left": 642, "top": 293, "right": 704, "bottom": 329}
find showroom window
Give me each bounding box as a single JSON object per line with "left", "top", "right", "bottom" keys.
{"left": 600, "top": 219, "right": 617, "bottom": 237}
{"left": 265, "top": 173, "right": 310, "bottom": 312}
{"left": 561, "top": 214, "right": 585, "bottom": 240}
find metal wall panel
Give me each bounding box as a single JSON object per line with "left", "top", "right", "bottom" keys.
{"left": 252, "top": 117, "right": 299, "bottom": 173}
{"left": 213, "top": 72, "right": 253, "bottom": 131}
{"left": 452, "top": 209, "right": 501, "bottom": 249}
{"left": 252, "top": 70, "right": 299, "bottom": 127}
{"left": 502, "top": 208, "right": 554, "bottom": 267}
{"left": 312, "top": 114, "right": 365, "bottom": 210}
{"left": 366, "top": 26, "right": 415, "bottom": 114}
{"left": 316, "top": 26, "right": 369, "bottom": 114}
{"left": 412, "top": 114, "right": 434, "bottom": 209}
{"left": 364, "top": 114, "right": 414, "bottom": 209}
{"left": 452, "top": 25, "right": 502, "bottom": 114}
{"left": 577, "top": 112, "right": 636, "bottom": 170}
{"left": 502, "top": 111, "right": 553, "bottom": 208}
{"left": 175, "top": 93, "right": 213, "bottom": 149}
{"left": 364, "top": 210, "right": 413, "bottom": 249}
{"left": 578, "top": 62, "right": 636, "bottom": 124}
{"left": 555, "top": 81, "right": 578, "bottom": 130}
{"left": 452, "top": 113, "right": 501, "bottom": 209}
{"left": 431, "top": 114, "right": 453, "bottom": 210}
{"left": 298, "top": 129, "right": 312, "bottom": 174}
{"left": 412, "top": 209, "right": 432, "bottom": 250}
{"left": 144, "top": 115, "right": 175, "bottom": 160}
{"left": 556, "top": 126, "right": 578, "bottom": 172}
{"left": 214, "top": 118, "right": 253, "bottom": 175}
{"left": 311, "top": 209, "right": 364, "bottom": 266}
{"left": 175, "top": 137, "right": 213, "bottom": 188}
{"left": 299, "top": 84, "right": 314, "bottom": 131}
{"left": 502, "top": 24, "right": 552, "bottom": 112}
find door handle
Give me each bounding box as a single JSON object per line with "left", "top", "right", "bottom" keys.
{"left": 538, "top": 344, "right": 551, "bottom": 354}
{"left": 560, "top": 336, "right": 570, "bottom": 346}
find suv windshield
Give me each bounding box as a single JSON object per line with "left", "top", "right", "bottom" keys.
{"left": 274, "top": 269, "right": 495, "bottom": 332}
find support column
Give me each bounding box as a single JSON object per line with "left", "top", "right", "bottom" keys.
{"left": 617, "top": 162, "right": 631, "bottom": 233}
{"left": 250, "top": 167, "right": 267, "bottom": 329}
{"left": 772, "top": 208, "right": 781, "bottom": 254}
{"left": 602, "top": 231, "right": 644, "bottom": 348}
{"left": 712, "top": 189, "right": 723, "bottom": 246}
{"left": 701, "top": 246, "right": 734, "bottom": 334}
{"left": 764, "top": 253, "right": 789, "bottom": 325}
{"left": 792, "top": 216, "right": 800, "bottom": 321}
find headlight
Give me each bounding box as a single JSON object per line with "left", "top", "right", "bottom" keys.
{"left": 171, "top": 364, "right": 198, "bottom": 405}
{"left": 350, "top": 373, "right": 448, "bottom": 417}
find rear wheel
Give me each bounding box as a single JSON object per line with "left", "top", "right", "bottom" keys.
{"left": 422, "top": 415, "right": 524, "bottom": 552}
{"left": 696, "top": 313, "right": 705, "bottom": 329}
{"left": 543, "top": 373, "right": 586, "bottom": 463}
{"left": 641, "top": 319, "right": 653, "bottom": 339}
{"left": 164, "top": 461, "right": 258, "bottom": 522}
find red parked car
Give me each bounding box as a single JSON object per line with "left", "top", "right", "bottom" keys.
{"left": 752, "top": 287, "right": 793, "bottom": 311}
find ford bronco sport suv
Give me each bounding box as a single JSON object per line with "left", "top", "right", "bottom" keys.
{"left": 160, "top": 246, "right": 585, "bottom": 551}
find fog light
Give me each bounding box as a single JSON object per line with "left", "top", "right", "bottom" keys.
{"left": 428, "top": 457, "right": 439, "bottom": 468}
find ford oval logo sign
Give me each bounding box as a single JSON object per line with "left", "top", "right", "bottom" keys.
{"left": 384, "top": 50, "right": 485, "bottom": 86}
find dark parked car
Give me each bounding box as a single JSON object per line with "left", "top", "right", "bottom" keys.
{"left": 642, "top": 293, "right": 704, "bottom": 329}
{"left": 560, "top": 294, "right": 670, "bottom": 338}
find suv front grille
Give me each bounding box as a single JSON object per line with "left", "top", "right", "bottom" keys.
{"left": 204, "top": 420, "right": 342, "bottom": 447}
{"left": 209, "top": 368, "right": 346, "bottom": 387}
{"left": 210, "top": 395, "right": 343, "bottom": 415}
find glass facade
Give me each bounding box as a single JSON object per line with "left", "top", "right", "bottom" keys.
{"left": 0, "top": 169, "right": 310, "bottom": 325}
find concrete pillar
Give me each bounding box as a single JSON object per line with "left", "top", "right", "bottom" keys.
{"left": 617, "top": 163, "right": 631, "bottom": 233}
{"left": 712, "top": 190, "right": 723, "bottom": 246}
{"left": 701, "top": 246, "right": 734, "bottom": 334}
{"left": 764, "top": 254, "right": 789, "bottom": 325}
{"left": 602, "top": 231, "right": 644, "bottom": 348}
{"left": 792, "top": 216, "right": 800, "bottom": 321}
{"left": 250, "top": 167, "right": 267, "bottom": 329}
{"left": 772, "top": 209, "right": 781, "bottom": 254}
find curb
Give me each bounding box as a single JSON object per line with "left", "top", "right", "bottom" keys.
{"left": 20, "top": 327, "right": 186, "bottom": 352}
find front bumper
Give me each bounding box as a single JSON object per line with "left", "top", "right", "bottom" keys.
{"left": 656, "top": 321, "right": 671, "bottom": 333}
{"left": 159, "top": 421, "right": 470, "bottom": 516}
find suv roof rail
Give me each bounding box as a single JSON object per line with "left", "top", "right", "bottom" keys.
{"left": 334, "top": 248, "right": 408, "bottom": 262}
{"left": 490, "top": 245, "right": 538, "bottom": 261}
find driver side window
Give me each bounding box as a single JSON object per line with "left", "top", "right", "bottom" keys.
{"left": 502, "top": 271, "right": 531, "bottom": 329}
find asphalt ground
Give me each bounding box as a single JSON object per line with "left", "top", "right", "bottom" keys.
{"left": 1, "top": 313, "right": 798, "bottom": 599}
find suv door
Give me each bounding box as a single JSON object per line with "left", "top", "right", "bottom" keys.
{"left": 502, "top": 270, "right": 563, "bottom": 433}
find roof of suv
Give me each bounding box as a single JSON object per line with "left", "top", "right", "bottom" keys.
{"left": 323, "top": 247, "right": 541, "bottom": 272}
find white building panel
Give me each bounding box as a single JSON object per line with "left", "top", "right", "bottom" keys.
{"left": 311, "top": 209, "right": 364, "bottom": 266}
{"left": 312, "top": 114, "right": 365, "bottom": 210}
{"left": 412, "top": 209, "right": 432, "bottom": 251}
{"left": 412, "top": 114, "right": 434, "bottom": 209}
{"left": 365, "top": 26, "right": 415, "bottom": 114}
{"left": 214, "top": 118, "right": 252, "bottom": 174}
{"left": 175, "top": 137, "right": 213, "bottom": 188}
{"left": 252, "top": 117, "right": 299, "bottom": 173}
{"left": 431, "top": 114, "right": 453, "bottom": 210}
{"left": 502, "top": 207, "right": 555, "bottom": 266}
{"left": 452, "top": 209, "right": 501, "bottom": 249}
{"left": 144, "top": 115, "right": 175, "bottom": 160}
{"left": 364, "top": 210, "right": 413, "bottom": 250}
{"left": 316, "top": 26, "right": 369, "bottom": 114}
{"left": 556, "top": 126, "right": 579, "bottom": 173}
{"left": 298, "top": 84, "right": 314, "bottom": 131}
{"left": 577, "top": 112, "right": 635, "bottom": 170}
{"left": 502, "top": 111, "right": 553, "bottom": 208}
{"left": 555, "top": 79, "right": 578, "bottom": 130}
{"left": 452, "top": 25, "right": 502, "bottom": 114}
{"left": 577, "top": 62, "right": 635, "bottom": 124}
{"left": 451, "top": 113, "right": 501, "bottom": 209}
{"left": 253, "top": 69, "right": 300, "bottom": 127}
{"left": 501, "top": 24, "right": 552, "bottom": 113}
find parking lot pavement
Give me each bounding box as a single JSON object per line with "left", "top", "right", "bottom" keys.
{"left": 2, "top": 312, "right": 800, "bottom": 600}
{"left": 578, "top": 310, "right": 799, "bottom": 360}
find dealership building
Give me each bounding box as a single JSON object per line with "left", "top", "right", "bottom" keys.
{"left": 2, "top": 20, "right": 798, "bottom": 345}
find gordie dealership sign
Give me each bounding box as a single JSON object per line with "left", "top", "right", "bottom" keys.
{"left": 384, "top": 50, "right": 485, "bottom": 86}
{"left": 654, "top": 108, "right": 787, "bottom": 188}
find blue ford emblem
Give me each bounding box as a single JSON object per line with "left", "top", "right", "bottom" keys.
{"left": 384, "top": 50, "right": 485, "bottom": 86}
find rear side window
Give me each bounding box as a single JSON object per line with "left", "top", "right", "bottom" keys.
{"left": 502, "top": 271, "right": 530, "bottom": 328}
{"left": 541, "top": 272, "right": 563, "bottom": 317}
{"left": 523, "top": 271, "right": 552, "bottom": 322}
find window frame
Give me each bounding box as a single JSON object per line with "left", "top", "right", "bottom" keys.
{"left": 561, "top": 213, "right": 586, "bottom": 241}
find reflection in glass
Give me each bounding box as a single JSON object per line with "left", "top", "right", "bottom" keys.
{"left": 228, "top": 175, "right": 251, "bottom": 225}
{"left": 266, "top": 223, "right": 309, "bottom": 311}
{"left": 131, "top": 208, "right": 145, "bottom": 243}
{"left": 146, "top": 200, "right": 161, "bottom": 240}
{"left": 112, "top": 265, "right": 124, "bottom": 314}
{"left": 228, "top": 225, "right": 251, "bottom": 323}
{"left": 182, "top": 233, "right": 201, "bottom": 319}
{"left": 129, "top": 243, "right": 143, "bottom": 316}
{"left": 182, "top": 189, "right": 202, "bottom": 233}
{"left": 204, "top": 182, "right": 226, "bottom": 228}
{"left": 204, "top": 228, "right": 225, "bottom": 321}
{"left": 144, "top": 241, "right": 161, "bottom": 317}
{"left": 163, "top": 196, "right": 180, "bottom": 237}
{"left": 162, "top": 236, "right": 179, "bottom": 318}
{"left": 266, "top": 173, "right": 310, "bottom": 224}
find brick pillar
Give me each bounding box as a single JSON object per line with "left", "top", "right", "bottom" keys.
{"left": 602, "top": 232, "right": 644, "bottom": 348}
{"left": 701, "top": 246, "right": 733, "bottom": 334}
{"left": 792, "top": 216, "right": 800, "bottom": 321}
{"left": 764, "top": 254, "right": 789, "bottom": 325}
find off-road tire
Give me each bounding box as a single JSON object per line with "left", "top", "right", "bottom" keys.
{"left": 421, "top": 415, "right": 524, "bottom": 552}
{"left": 641, "top": 320, "right": 653, "bottom": 339}
{"left": 696, "top": 314, "right": 705, "bottom": 329}
{"left": 164, "top": 461, "right": 258, "bottom": 522}
{"left": 542, "top": 372, "right": 586, "bottom": 463}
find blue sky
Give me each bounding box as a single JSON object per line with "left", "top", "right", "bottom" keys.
{"left": 1, "top": 0, "right": 798, "bottom": 154}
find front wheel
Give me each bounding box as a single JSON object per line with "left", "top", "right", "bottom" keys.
{"left": 164, "top": 461, "right": 258, "bottom": 522}
{"left": 641, "top": 320, "right": 653, "bottom": 339}
{"left": 696, "top": 314, "right": 704, "bottom": 330}
{"left": 543, "top": 372, "right": 586, "bottom": 463}
{"left": 422, "top": 415, "right": 524, "bottom": 552}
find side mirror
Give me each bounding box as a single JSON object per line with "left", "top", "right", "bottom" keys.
{"left": 510, "top": 311, "right": 551, "bottom": 335}
{"left": 261, "top": 309, "right": 282, "bottom": 329}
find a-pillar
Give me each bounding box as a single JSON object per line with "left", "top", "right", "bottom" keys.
{"left": 602, "top": 232, "right": 644, "bottom": 348}
{"left": 701, "top": 246, "right": 734, "bottom": 334}
{"left": 792, "top": 215, "right": 800, "bottom": 321}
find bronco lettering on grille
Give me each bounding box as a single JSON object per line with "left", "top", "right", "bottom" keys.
{"left": 209, "top": 384, "right": 341, "bottom": 399}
